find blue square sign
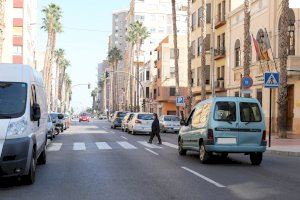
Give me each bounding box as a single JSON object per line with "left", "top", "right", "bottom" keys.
{"left": 176, "top": 96, "right": 185, "bottom": 106}
{"left": 264, "top": 72, "right": 279, "bottom": 88}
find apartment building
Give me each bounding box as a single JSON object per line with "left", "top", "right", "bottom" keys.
{"left": 0, "top": 0, "right": 37, "bottom": 66}
{"left": 227, "top": 0, "right": 300, "bottom": 134}
{"left": 152, "top": 35, "right": 188, "bottom": 116}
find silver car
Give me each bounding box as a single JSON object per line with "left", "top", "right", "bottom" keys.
{"left": 127, "top": 113, "right": 154, "bottom": 135}
{"left": 121, "top": 113, "right": 134, "bottom": 132}
{"left": 159, "top": 115, "right": 181, "bottom": 133}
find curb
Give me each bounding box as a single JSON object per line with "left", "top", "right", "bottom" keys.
{"left": 266, "top": 150, "right": 300, "bottom": 157}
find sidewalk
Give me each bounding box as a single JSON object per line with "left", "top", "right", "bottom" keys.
{"left": 266, "top": 134, "right": 300, "bottom": 157}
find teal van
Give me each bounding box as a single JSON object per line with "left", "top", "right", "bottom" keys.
{"left": 178, "top": 97, "right": 267, "bottom": 165}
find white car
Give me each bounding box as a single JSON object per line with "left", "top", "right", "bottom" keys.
{"left": 159, "top": 115, "right": 181, "bottom": 133}
{"left": 0, "top": 64, "right": 48, "bottom": 184}
{"left": 47, "top": 114, "right": 55, "bottom": 140}
{"left": 127, "top": 113, "right": 154, "bottom": 135}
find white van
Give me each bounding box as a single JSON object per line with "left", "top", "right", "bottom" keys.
{"left": 0, "top": 64, "right": 48, "bottom": 184}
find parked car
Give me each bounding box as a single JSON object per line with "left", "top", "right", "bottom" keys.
{"left": 50, "top": 112, "right": 65, "bottom": 133}
{"left": 121, "top": 113, "right": 134, "bottom": 132}
{"left": 0, "top": 64, "right": 47, "bottom": 184}
{"left": 178, "top": 97, "right": 266, "bottom": 165}
{"left": 64, "top": 114, "right": 71, "bottom": 129}
{"left": 79, "top": 113, "right": 90, "bottom": 122}
{"left": 111, "top": 111, "right": 128, "bottom": 129}
{"left": 159, "top": 115, "right": 181, "bottom": 133}
{"left": 47, "top": 114, "right": 55, "bottom": 140}
{"left": 127, "top": 113, "right": 154, "bottom": 135}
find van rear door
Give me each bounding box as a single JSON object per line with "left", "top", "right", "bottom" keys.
{"left": 212, "top": 101, "right": 239, "bottom": 146}
{"left": 238, "top": 101, "right": 264, "bottom": 146}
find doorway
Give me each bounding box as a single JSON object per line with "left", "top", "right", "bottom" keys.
{"left": 287, "top": 85, "right": 294, "bottom": 131}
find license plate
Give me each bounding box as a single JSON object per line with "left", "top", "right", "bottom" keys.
{"left": 217, "top": 138, "right": 236, "bottom": 144}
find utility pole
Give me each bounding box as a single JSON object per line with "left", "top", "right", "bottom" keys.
{"left": 211, "top": 0, "right": 216, "bottom": 97}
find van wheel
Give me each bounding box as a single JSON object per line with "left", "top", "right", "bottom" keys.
{"left": 199, "top": 143, "right": 210, "bottom": 164}
{"left": 23, "top": 149, "right": 36, "bottom": 185}
{"left": 250, "top": 152, "right": 263, "bottom": 165}
{"left": 37, "top": 145, "right": 47, "bottom": 165}
{"left": 178, "top": 139, "right": 186, "bottom": 156}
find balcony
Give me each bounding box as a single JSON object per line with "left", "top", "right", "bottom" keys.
{"left": 215, "top": 15, "right": 226, "bottom": 29}
{"left": 156, "top": 87, "right": 187, "bottom": 102}
{"left": 214, "top": 47, "right": 226, "bottom": 60}
{"left": 215, "top": 79, "right": 226, "bottom": 92}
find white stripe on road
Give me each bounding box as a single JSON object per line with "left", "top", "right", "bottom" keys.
{"left": 73, "top": 142, "right": 86, "bottom": 151}
{"left": 47, "top": 143, "right": 62, "bottom": 152}
{"left": 137, "top": 141, "right": 162, "bottom": 149}
{"left": 95, "top": 142, "right": 112, "bottom": 150}
{"left": 117, "top": 141, "right": 137, "bottom": 149}
{"left": 163, "top": 142, "right": 178, "bottom": 149}
{"left": 181, "top": 166, "right": 226, "bottom": 188}
{"left": 145, "top": 148, "right": 159, "bottom": 155}
{"left": 121, "top": 136, "right": 128, "bottom": 140}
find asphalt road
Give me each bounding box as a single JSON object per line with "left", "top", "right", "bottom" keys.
{"left": 0, "top": 120, "right": 299, "bottom": 200}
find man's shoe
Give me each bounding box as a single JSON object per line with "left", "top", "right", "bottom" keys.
{"left": 147, "top": 141, "right": 152, "bottom": 144}
{"left": 157, "top": 142, "right": 162, "bottom": 145}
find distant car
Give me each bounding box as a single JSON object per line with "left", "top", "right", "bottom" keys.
{"left": 121, "top": 113, "right": 134, "bottom": 132}
{"left": 47, "top": 114, "right": 55, "bottom": 140}
{"left": 111, "top": 111, "right": 128, "bottom": 129}
{"left": 159, "top": 115, "right": 181, "bottom": 133}
{"left": 99, "top": 114, "right": 108, "bottom": 120}
{"left": 127, "top": 113, "right": 154, "bottom": 135}
{"left": 79, "top": 113, "right": 90, "bottom": 122}
{"left": 50, "top": 112, "right": 65, "bottom": 133}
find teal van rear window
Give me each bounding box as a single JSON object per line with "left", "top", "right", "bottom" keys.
{"left": 240, "top": 102, "right": 262, "bottom": 122}
{"left": 214, "top": 102, "right": 236, "bottom": 122}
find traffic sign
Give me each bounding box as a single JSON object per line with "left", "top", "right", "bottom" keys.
{"left": 176, "top": 96, "right": 185, "bottom": 106}
{"left": 264, "top": 72, "right": 279, "bottom": 88}
{"left": 242, "top": 76, "right": 253, "bottom": 89}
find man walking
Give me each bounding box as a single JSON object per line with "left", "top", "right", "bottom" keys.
{"left": 148, "top": 113, "right": 162, "bottom": 145}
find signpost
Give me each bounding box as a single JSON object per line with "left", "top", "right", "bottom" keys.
{"left": 176, "top": 96, "right": 185, "bottom": 107}
{"left": 264, "top": 72, "right": 280, "bottom": 147}
{"left": 241, "top": 76, "right": 253, "bottom": 97}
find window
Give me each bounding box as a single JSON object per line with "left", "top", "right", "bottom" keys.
{"left": 192, "top": 12, "right": 196, "bottom": 31}
{"left": 157, "top": 69, "right": 160, "bottom": 78}
{"left": 153, "top": 89, "right": 157, "bottom": 99}
{"left": 170, "top": 48, "right": 179, "bottom": 59}
{"left": 197, "top": 37, "right": 201, "bottom": 56}
{"left": 170, "top": 66, "right": 175, "bottom": 78}
{"left": 198, "top": 7, "right": 202, "bottom": 27}
{"left": 138, "top": 114, "right": 154, "bottom": 120}
{"left": 191, "top": 69, "right": 195, "bottom": 87}
{"left": 234, "top": 39, "right": 241, "bottom": 67}
{"left": 13, "top": 46, "right": 23, "bottom": 55}
{"left": 158, "top": 87, "right": 160, "bottom": 96}
{"left": 170, "top": 87, "right": 176, "bottom": 96}
{"left": 146, "top": 87, "right": 150, "bottom": 98}
{"left": 197, "top": 67, "right": 201, "bottom": 86}
{"left": 146, "top": 71, "right": 150, "bottom": 81}
{"left": 240, "top": 102, "right": 262, "bottom": 122}
{"left": 191, "top": 40, "right": 196, "bottom": 58}
{"left": 214, "top": 102, "right": 236, "bottom": 122}
{"left": 204, "top": 34, "right": 210, "bottom": 51}
{"left": 206, "top": 3, "right": 211, "bottom": 24}
{"left": 192, "top": 103, "right": 212, "bottom": 128}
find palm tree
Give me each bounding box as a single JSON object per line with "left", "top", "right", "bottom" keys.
{"left": 91, "top": 88, "right": 98, "bottom": 111}
{"left": 126, "top": 21, "right": 149, "bottom": 112}
{"left": 200, "top": 0, "right": 207, "bottom": 101}
{"left": 41, "top": 3, "right": 63, "bottom": 110}
{"left": 278, "top": 0, "right": 289, "bottom": 138}
{"left": 0, "top": 0, "right": 5, "bottom": 62}
{"left": 108, "top": 47, "right": 122, "bottom": 111}
{"left": 171, "top": 0, "right": 181, "bottom": 116}
{"left": 54, "top": 48, "right": 65, "bottom": 104}
{"left": 186, "top": 0, "right": 193, "bottom": 114}
{"left": 243, "top": 0, "right": 251, "bottom": 79}
{"left": 58, "top": 58, "right": 70, "bottom": 101}
{"left": 63, "top": 73, "right": 72, "bottom": 112}
{"left": 126, "top": 32, "right": 136, "bottom": 111}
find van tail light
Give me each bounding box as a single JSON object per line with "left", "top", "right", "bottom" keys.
{"left": 135, "top": 120, "right": 142, "bottom": 124}
{"left": 262, "top": 130, "right": 266, "bottom": 141}
{"left": 208, "top": 129, "right": 214, "bottom": 141}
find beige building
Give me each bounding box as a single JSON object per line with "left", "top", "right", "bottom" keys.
{"left": 227, "top": 0, "right": 300, "bottom": 134}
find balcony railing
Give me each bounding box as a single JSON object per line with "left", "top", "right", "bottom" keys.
{"left": 215, "top": 15, "right": 226, "bottom": 29}
{"left": 214, "top": 47, "right": 226, "bottom": 60}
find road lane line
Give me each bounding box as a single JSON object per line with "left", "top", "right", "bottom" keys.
{"left": 47, "top": 143, "right": 62, "bottom": 151}
{"left": 145, "top": 148, "right": 159, "bottom": 156}
{"left": 163, "top": 142, "right": 178, "bottom": 149}
{"left": 137, "top": 141, "right": 162, "bottom": 149}
{"left": 181, "top": 166, "right": 226, "bottom": 188}
{"left": 117, "top": 141, "right": 137, "bottom": 149}
{"left": 73, "top": 143, "right": 86, "bottom": 151}
{"left": 121, "top": 136, "right": 128, "bottom": 140}
{"left": 95, "top": 142, "right": 112, "bottom": 150}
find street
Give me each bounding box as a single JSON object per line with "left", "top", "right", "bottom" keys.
{"left": 0, "top": 120, "right": 299, "bottom": 200}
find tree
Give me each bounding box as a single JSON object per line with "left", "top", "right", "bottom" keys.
{"left": 91, "top": 88, "right": 98, "bottom": 111}
{"left": 54, "top": 48, "right": 65, "bottom": 104}
{"left": 126, "top": 32, "right": 136, "bottom": 111}
{"left": 278, "top": 0, "right": 289, "bottom": 138}
{"left": 243, "top": 0, "right": 251, "bottom": 78}
{"left": 126, "top": 21, "right": 149, "bottom": 112}
{"left": 58, "top": 58, "right": 70, "bottom": 101}
{"left": 41, "top": 3, "right": 63, "bottom": 110}
{"left": 108, "top": 47, "right": 122, "bottom": 111}
{"left": 186, "top": 0, "right": 193, "bottom": 114}
{"left": 200, "top": 0, "right": 207, "bottom": 101}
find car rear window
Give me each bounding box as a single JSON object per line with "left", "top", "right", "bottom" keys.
{"left": 164, "top": 116, "right": 180, "bottom": 121}
{"left": 117, "top": 112, "right": 127, "bottom": 117}
{"left": 240, "top": 102, "right": 262, "bottom": 122}
{"left": 214, "top": 101, "right": 236, "bottom": 122}
{"left": 138, "top": 114, "right": 154, "bottom": 120}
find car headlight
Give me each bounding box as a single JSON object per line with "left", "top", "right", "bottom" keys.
{"left": 6, "top": 118, "right": 28, "bottom": 137}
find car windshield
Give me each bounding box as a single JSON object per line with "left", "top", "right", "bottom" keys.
{"left": 0, "top": 82, "right": 27, "bottom": 119}
{"left": 240, "top": 102, "right": 262, "bottom": 122}
{"left": 214, "top": 101, "right": 236, "bottom": 122}
{"left": 164, "top": 116, "right": 180, "bottom": 121}
{"left": 117, "top": 112, "right": 127, "bottom": 118}
{"left": 138, "top": 114, "right": 154, "bottom": 120}
{"left": 50, "top": 113, "right": 58, "bottom": 119}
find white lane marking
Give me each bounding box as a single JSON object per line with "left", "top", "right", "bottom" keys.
{"left": 137, "top": 141, "right": 162, "bottom": 149}
{"left": 145, "top": 148, "right": 159, "bottom": 156}
{"left": 121, "top": 136, "right": 128, "bottom": 140}
{"left": 163, "top": 142, "right": 178, "bottom": 149}
{"left": 47, "top": 143, "right": 62, "bottom": 152}
{"left": 73, "top": 142, "right": 86, "bottom": 151}
{"left": 95, "top": 142, "right": 112, "bottom": 150}
{"left": 181, "top": 166, "right": 226, "bottom": 188}
{"left": 117, "top": 141, "right": 137, "bottom": 149}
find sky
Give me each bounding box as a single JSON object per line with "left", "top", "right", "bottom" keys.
{"left": 37, "top": 0, "right": 130, "bottom": 113}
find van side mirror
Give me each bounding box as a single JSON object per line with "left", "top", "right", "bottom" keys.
{"left": 32, "top": 103, "right": 41, "bottom": 121}
{"left": 58, "top": 114, "right": 64, "bottom": 119}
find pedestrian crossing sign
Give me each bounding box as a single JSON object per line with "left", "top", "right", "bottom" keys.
{"left": 264, "top": 72, "right": 279, "bottom": 88}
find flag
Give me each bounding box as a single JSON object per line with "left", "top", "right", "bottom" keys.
{"left": 252, "top": 34, "right": 262, "bottom": 61}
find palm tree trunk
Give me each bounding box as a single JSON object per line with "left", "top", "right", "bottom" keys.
{"left": 200, "top": 0, "right": 207, "bottom": 101}
{"left": 243, "top": 0, "right": 251, "bottom": 77}
{"left": 112, "top": 64, "right": 116, "bottom": 111}
{"left": 59, "top": 67, "right": 66, "bottom": 101}
{"left": 187, "top": 0, "right": 193, "bottom": 114}
{"left": 136, "top": 44, "right": 140, "bottom": 112}
{"left": 278, "top": 0, "right": 289, "bottom": 138}
{"left": 43, "top": 28, "right": 53, "bottom": 110}
{"left": 171, "top": 0, "right": 180, "bottom": 116}
{"left": 129, "top": 44, "right": 134, "bottom": 111}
